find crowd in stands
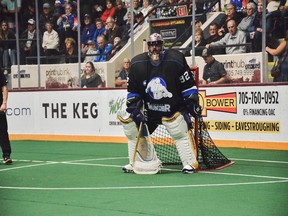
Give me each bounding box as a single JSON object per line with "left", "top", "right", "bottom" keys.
{"left": 0, "top": 0, "right": 287, "bottom": 75}
{"left": 187, "top": 1, "right": 288, "bottom": 57}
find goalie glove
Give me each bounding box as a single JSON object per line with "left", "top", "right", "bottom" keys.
{"left": 126, "top": 100, "right": 147, "bottom": 124}
{"left": 185, "top": 93, "right": 202, "bottom": 118}
{"left": 187, "top": 103, "right": 202, "bottom": 118}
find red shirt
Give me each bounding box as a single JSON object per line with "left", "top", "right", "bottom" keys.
{"left": 100, "top": 7, "right": 116, "bottom": 23}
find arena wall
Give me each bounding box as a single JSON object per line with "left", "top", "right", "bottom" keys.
{"left": 7, "top": 84, "right": 288, "bottom": 150}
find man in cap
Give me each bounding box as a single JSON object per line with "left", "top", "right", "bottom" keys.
{"left": 19, "top": 19, "right": 42, "bottom": 64}
{"left": 81, "top": 14, "right": 96, "bottom": 52}
{"left": 201, "top": 48, "right": 228, "bottom": 85}
{"left": 39, "top": 3, "right": 57, "bottom": 33}
{"left": 118, "top": 33, "right": 202, "bottom": 174}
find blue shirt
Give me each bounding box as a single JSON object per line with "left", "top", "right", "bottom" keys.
{"left": 81, "top": 24, "right": 96, "bottom": 45}
{"left": 93, "top": 44, "right": 112, "bottom": 62}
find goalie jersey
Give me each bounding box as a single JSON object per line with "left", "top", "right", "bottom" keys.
{"left": 127, "top": 49, "right": 198, "bottom": 124}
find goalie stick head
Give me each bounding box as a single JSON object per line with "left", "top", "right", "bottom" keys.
{"left": 132, "top": 122, "right": 162, "bottom": 174}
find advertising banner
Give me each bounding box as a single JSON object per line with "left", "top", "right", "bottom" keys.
{"left": 198, "top": 85, "right": 287, "bottom": 143}
{"left": 7, "top": 85, "right": 288, "bottom": 145}
{"left": 150, "top": 15, "right": 198, "bottom": 47}
{"left": 187, "top": 52, "right": 263, "bottom": 83}
{"left": 11, "top": 63, "right": 108, "bottom": 89}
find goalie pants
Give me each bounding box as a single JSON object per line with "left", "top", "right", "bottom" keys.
{"left": 0, "top": 113, "right": 11, "bottom": 158}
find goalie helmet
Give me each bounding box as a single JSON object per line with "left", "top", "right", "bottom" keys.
{"left": 147, "top": 33, "right": 164, "bottom": 64}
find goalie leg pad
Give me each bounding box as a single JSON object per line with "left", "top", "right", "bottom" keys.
{"left": 118, "top": 115, "right": 138, "bottom": 165}
{"left": 162, "top": 112, "right": 198, "bottom": 169}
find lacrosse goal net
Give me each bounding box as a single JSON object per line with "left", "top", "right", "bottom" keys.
{"left": 151, "top": 67, "right": 233, "bottom": 170}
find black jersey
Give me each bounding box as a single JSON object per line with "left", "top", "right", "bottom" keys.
{"left": 0, "top": 70, "right": 8, "bottom": 105}
{"left": 127, "top": 49, "right": 197, "bottom": 124}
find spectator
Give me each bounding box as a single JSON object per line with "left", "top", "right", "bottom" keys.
{"left": 114, "top": 0, "right": 127, "bottom": 27}
{"left": 132, "top": 0, "right": 142, "bottom": 14}
{"left": 84, "top": 40, "right": 97, "bottom": 63}
{"left": 206, "top": 19, "right": 246, "bottom": 54}
{"left": 57, "top": 3, "right": 78, "bottom": 50}
{"left": 1, "top": 0, "right": 22, "bottom": 32}
{"left": 237, "top": 2, "right": 256, "bottom": 33}
{"left": 266, "top": 0, "right": 280, "bottom": 13}
{"left": 201, "top": 48, "right": 228, "bottom": 84}
{"left": 62, "top": 37, "right": 78, "bottom": 63}
{"left": 94, "top": 35, "right": 112, "bottom": 62}
{"left": 19, "top": 19, "right": 42, "bottom": 64}
{"left": 92, "top": 18, "right": 105, "bottom": 44}
{"left": 79, "top": 0, "right": 96, "bottom": 22}
{"left": 115, "top": 57, "right": 130, "bottom": 87}
{"left": 54, "top": 0, "right": 77, "bottom": 17}
{"left": 81, "top": 14, "right": 96, "bottom": 54}
{"left": 120, "top": 11, "right": 134, "bottom": 42}
{"left": 100, "top": 0, "right": 116, "bottom": 23}
{"left": 266, "top": 31, "right": 288, "bottom": 82}
{"left": 187, "top": 28, "right": 207, "bottom": 56}
{"left": 81, "top": 61, "right": 103, "bottom": 88}
{"left": 133, "top": 12, "right": 147, "bottom": 35}
{"left": 0, "top": 20, "right": 16, "bottom": 74}
{"left": 218, "top": 3, "right": 243, "bottom": 36}
{"left": 107, "top": 36, "right": 122, "bottom": 60}
{"left": 104, "top": 17, "right": 121, "bottom": 45}
{"left": 123, "top": 0, "right": 142, "bottom": 20}
{"left": 42, "top": 21, "right": 60, "bottom": 63}
{"left": 266, "top": 0, "right": 287, "bottom": 36}
{"left": 247, "top": 0, "right": 263, "bottom": 52}
{"left": 91, "top": 0, "right": 106, "bottom": 19}
{"left": 39, "top": 3, "right": 57, "bottom": 33}
{"left": 205, "top": 23, "right": 225, "bottom": 55}
{"left": 141, "top": 0, "right": 153, "bottom": 19}
{"left": 230, "top": 0, "right": 242, "bottom": 12}
{"left": 22, "top": 2, "right": 36, "bottom": 32}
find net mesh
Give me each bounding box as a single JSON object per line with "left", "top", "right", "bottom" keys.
{"left": 151, "top": 117, "right": 232, "bottom": 170}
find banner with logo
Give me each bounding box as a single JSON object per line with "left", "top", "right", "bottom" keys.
{"left": 198, "top": 84, "right": 287, "bottom": 143}
{"left": 187, "top": 52, "right": 263, "bottom": 83}
{"left": 11, "top": 63, "right": 108, "bottom": 89}
{"left": 7, "top": 85, "right": 288, "bottom": 144}
{"left": 150, "top": 15, "right": 199, "bottom": 47}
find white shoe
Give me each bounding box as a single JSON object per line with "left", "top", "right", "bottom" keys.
{"left": 3, "top": 70, "right": 8, "bottom": 75}
{"left": 182, "top": 165, "right": 197, "bottom": 174}
{"left": 122, "top": 164, "right": 133, "bottom": 173}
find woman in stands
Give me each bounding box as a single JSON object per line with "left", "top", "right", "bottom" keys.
{"left": 266, "top": 31, "right": 288, "bottom": 82}
{"left": 81, "top": 61, "right": 103, "bottom": 88}
{"left": 0, "top": 20, "right": 16, "bottom": 74}
{"left": 100, "top": 0, "right": 116, "bottom": 23}
{"left": 186, "top": 28, "right": 207, "bottom": 57}
{"left": 63, "top": 37, "right": 78, "bottom": 63}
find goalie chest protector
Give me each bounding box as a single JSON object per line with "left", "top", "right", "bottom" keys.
{"left": 128, "top": 50, "right": 196, "bottom": 123}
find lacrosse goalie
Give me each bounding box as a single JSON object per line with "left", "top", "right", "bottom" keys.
{"left": 118, "top": 33, "right": 201, "bottom": 174}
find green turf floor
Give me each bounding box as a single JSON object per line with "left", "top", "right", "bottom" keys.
{"left": 0, "top": 141, "right": 287, "bottom": 216}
